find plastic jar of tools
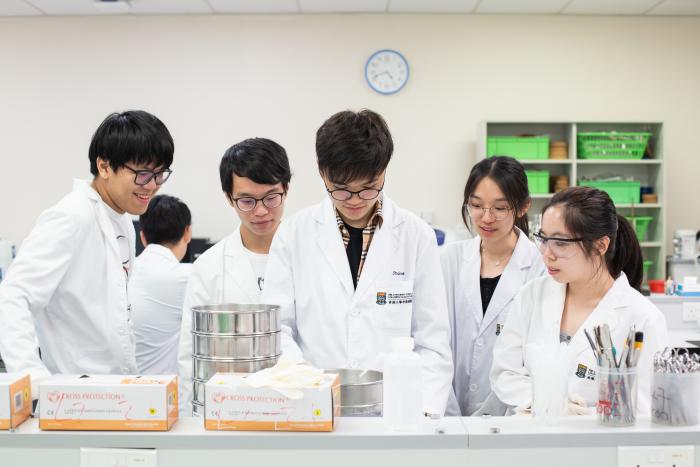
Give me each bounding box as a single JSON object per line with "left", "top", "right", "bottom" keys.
{"left": 651, "top": 372, "right": 700, "bottom": 426}
{"left": 597, "top": 366, "right": 638, "bottom": 426}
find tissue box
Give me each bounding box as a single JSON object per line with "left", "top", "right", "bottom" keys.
{"left": 39, "top": 375, "right": 178, "bottom": 431}
{"left": 204, "top": 372, "right": 341, "bottom": 432}
{"left": 0, "top": 374, "right": 31, "bottom": 430}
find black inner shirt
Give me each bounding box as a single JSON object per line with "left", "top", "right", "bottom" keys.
{"left": 345, "top": 223, "right": 364, "bottom": 289}
{"left": 480, "top": 275, "right": 502, "bottom": 315}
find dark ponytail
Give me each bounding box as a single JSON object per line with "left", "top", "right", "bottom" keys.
{"left": 613, "top": 215, "right": 643, "bottom": 291}
{"left": 462, "top": 156, "right": 531, "bottom": 236}
{"left": 543, "top": 187, "right": 644, "bottom": 291}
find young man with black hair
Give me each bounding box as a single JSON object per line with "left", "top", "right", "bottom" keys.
{"left": 177, "top": 137, "right": 291, "bottom": 413}
{"left": 0, "top": 110, "right": 174, "bottom": 395}
{"left": 263, "top": 109, "right": 453, "bottom": 415}
{"left": 130, "top": 194, "right": 192, "bottom": 375}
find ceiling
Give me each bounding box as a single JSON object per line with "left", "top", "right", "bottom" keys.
{"left": 1, "top": 0, "right": 699, "bottom": 17}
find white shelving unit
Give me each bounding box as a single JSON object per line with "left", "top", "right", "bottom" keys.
{"left": 480, "top": 121, "right": 666, "bottom": 282}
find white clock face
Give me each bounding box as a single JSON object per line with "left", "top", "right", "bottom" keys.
{"left": 365, "top": 49, "right": 409, "bottom": 95}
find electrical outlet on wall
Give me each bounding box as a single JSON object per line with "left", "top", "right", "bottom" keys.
{"left": 80, "top": 448, "right": 157, "bottom": 467}
{"left": 618, "top": 445, "right": 694, "bottom": 467}
{"left": 682, "top": 302, "right": 700, "bottom": 322}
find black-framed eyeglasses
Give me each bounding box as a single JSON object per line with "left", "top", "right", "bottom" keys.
{"left": 122, "top": 164, "right": 172, "bottom": 186}
{"left": 326, "top": 183, "right": 384, "bottom": 201}
{"left": 533, "top": 231, "right": 584, "bottom": 259}
{"left": 232, "top": 192, "right": 285, "bottom": 212}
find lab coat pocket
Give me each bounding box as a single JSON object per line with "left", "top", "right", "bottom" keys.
{"left": 376, "top": 279, "right": 414, "bottom": 332}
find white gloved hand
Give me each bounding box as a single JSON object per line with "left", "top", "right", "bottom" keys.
{"left": 567, "top": 393, "right": 593, "bottom": 415}
{"left": 514, "top": 406, "right": 532, "bottom": 416}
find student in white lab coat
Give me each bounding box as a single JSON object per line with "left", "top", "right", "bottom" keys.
{"left": 0, "top": 111, "right": 174, "bottom": 396}
{"left": 490, "top": 186, "right": 668, "bottom": 415}
{"left": 262, "top": 109, "right": 453, "bottom": 415}
{"left": 442, "top": 156, "right": 545, "bottom": 416}
{"left": 130, "top": 195, "right": 193, "bottom": 375}
{"left": 177, "top": 138, "right": 291, "bottom": 413}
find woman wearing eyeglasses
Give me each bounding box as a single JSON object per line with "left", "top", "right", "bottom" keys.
{"left": 441, "top": 156, "right": 545, "bottom": 416}
{"left": 490, "top": 186, "right": 668, "bottom": 415}
{"left": 176, "top": 138, "right": 291, "bottom": 414}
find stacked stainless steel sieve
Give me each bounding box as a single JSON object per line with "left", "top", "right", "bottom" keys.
{"left": 190, "top": 304, "right": 281, "bottom": 416}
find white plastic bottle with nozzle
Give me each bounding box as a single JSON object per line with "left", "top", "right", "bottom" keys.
{"left": 383, "top": 336, "right": 423, "bottom": 431}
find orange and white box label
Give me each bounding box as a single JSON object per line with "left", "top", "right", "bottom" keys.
{"left": 39, "top": 375, "right": 178, "bottom": 431}
{"left": 0, "top": 374, "right": 31, "bottom": 430}
{"left": 204, "top": 372, "right": 341, "bottom": 432}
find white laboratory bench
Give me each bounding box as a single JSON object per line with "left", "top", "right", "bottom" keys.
{"left": 1, "top": 416, "right": 699, "bottom": 467}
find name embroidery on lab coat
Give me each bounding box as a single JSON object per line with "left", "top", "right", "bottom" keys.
{"left": 376, "top": 291, "right": 413, "bottom": 306}
{"left": 575, "top": 363, "right": 596, "bottom": 380}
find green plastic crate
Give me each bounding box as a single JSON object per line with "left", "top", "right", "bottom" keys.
{"left": 577, "top": 132, "right": 651, "bottom": 159}
{"left": 626, "top": 216, "right": 653, "bottom": 242}
{"left": 643, "top": 260, "right": 653, "bottom": 278}
{"left": 525, "top": 170, "right": 550, "bottom": 194}
{"left": 487, "top": 136, "right": 550, "bottom": 160}
{"left": 578, "top": 180, "right": 641, "bottom": 204}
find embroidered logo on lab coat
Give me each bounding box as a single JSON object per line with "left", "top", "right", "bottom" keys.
{"left": 376, "top": 291, "right": 413, "bottom": 305}
{"left": 575, "top": 363, "right": 596, "bottom": 380}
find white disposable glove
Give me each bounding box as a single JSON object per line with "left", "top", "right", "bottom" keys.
{"left": 567, "top": 393, "right": 593, "bottom": 415}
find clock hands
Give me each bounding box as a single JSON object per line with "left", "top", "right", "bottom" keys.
{"left": 372, "top": 70, "right": 394, "bottom": 80}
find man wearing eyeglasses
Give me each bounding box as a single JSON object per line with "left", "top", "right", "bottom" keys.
{"left": 262, "top": 109, "right": 453, "bottom": 416}
{"left": 0, "top": 110, "right": 174, "bottom": 397}
{"left": 176, "top": 138, "right": 291, "bottom": 414}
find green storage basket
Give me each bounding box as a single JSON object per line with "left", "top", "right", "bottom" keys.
{"left": 525, "top": 170, "right": 550, "bottom": 194}
{"left": 487, "top": 136, "right": 550, "bottom": 160}
{"left": 578, "top": 180, "right": 641, "bottom": 204}
{"left": 626, "top": 216, "right": 653, "bottom": 242}
{"left": 577, "top": 132, "right": 651, "bottom": 159}
{"left": 643, "top": 260, "right": 653, "bottom": 278}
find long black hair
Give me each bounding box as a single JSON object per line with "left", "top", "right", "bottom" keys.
{"left": 462, "top": 156, "right": 531, "bottom": 236}
{"left": 542, "top": 186, "right": 643, "bottom": 291}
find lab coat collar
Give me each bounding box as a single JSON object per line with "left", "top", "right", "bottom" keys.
{"left": 73, "top": 178, "right": 100, "bottom": 201}
{"left": 314, "top": 193, "right": 400, "bottom": 228}
{"left": 353, "top": 196, "right": 400, "bottom": 301}
{"left": 553, "top": 274, "right": 629, "bottom": 361}
{"left": 480, "top": 229, "right": 534, "bottom": 334}
{"left": 313, "top": 195, "right": 401, "bottom": 297}
{"left": 222, "top": 225, "right": 263, "bottom": 302}
{"left": 141, "top": 243, "right": 179, "bottom": 263}
{"left": 73, "top": 178, "right": 122, "bottom": 261}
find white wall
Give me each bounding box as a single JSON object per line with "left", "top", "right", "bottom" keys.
{"left": 1, "top": 14, "right": 699, "bottom": 247}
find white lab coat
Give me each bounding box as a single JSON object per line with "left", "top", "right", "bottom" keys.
{"left": 176, "top": 226, "right": 262, "bottom": 414}
{"left": 441, "top": 230, "right": 545, "bottom": 415}
{"left": 0, "top": 179, "right": 137, "bottom": 396}
{"left": 490, "top": 274, "right": 668, "bottom": 415}
{"left": 262, "top": 195, "right": 453, "bottom": 414}
{"left": 130, "top": 244, "right": 192, "bottom": 375}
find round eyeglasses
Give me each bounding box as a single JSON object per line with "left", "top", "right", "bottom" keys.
{"left": 464, "top": 202, "right": 512, "bottom": 221}
{"left": 533, "top": 232, "right": 583, "bottom": 259}
{"left": 123, "top": 164, "right": 172, "bottom": 186}
{"left": 326, "top": 183, "right": 384, "bottom": 201}
{"left": 232, "top": 192, "right": 284, "bottom": 212}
